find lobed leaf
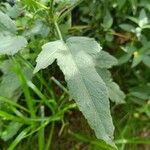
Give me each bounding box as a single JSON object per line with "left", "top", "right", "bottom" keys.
{"left": 34, "top": 36, "right": 116, "bottom": 147}
{"left": 96, "top": 51, "right": 118, "bottom": 68}
{"left": 96, "top": 68, "right": 125, "bottom": 104}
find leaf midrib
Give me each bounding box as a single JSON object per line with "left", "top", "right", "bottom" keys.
{"left": 65, "top": 42, "right": 108, "bottom": 137}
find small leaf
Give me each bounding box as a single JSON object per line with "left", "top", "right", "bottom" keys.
{"left": 0, "top": 73, "right": 22, "bottom": 99}
{"left": 139, "top": 9, "right": 148, "bottom": 27}
{"left": 1, "top": 122, "right": 22, "bottom": 141}
{"left": 0, "top": 60, "right": 33, "bottom": 99}
{"left": 119, "top": 24, "right": 135, "bottom": 32}
{"left": 117, "top": 0, "right": 126, "bottom": 9}
{"left": 142, "top": 55, "right": 150, "bottom": 67}
{"left": 118, "top": 45, "right": 135, "bottom": 65}
{"left": 142, "top": 24, "right": 150, "bottom": 29}
{"left": 118, "top": 53, "right": 132, "bottom": 65}
{"left": 0, "top": 35, "right": 27, "bottom": 55}
{"left": 96, "top": 51, "right": 118, "bottom": 68}
{"left": 103, "top": 10, "right": 113, "bottom": 29}
{"left": 130, "top": 91, "right": 149, "bottom": 100}
{"left": 6, "top": 4, "right": 22, "bottom": 19}
{"left": 25, "top": 20, "right": 50, "bottom": 37}
{"left": 34, "top": 36, "right": 116, "bottom": 147}
{"left": 127, "top": 16, "right": 139, "bottom": 25}
{"left": 0, "top": 11, "right": 16, "bottom": 34}
{"left": 129, "top": 85, "right": 150, "bottom": 100}
{"left": 132, "top": 52, "right": 142, "bottom": 67}
{"left": 96, "top": 69, "right": 125, "bottom": 104}
{"left": 107, "top": 82, "right": 125, "bottom": 104}
{"left": 105, "top": 34, "right": 114, "bottom": 42}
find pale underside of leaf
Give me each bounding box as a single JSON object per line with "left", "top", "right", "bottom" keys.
{"left": 57, "top": 50, "right": 115, "bottom": 146}
{"left": 108, "top": 82, "right": 126, "bottom": 104}
{"left": 95, "top": 51, "right": 125, "bottom": 104}
{"left": 66, "top": 36, "right": 102, "bottom": 55}
{"left": 34, "top": 40, "right": 65, "bottom": 73}
{"left": 96, "top": 68, "right": 125, "bottom": 104}
{"left": 34, "top": 37, "right": 115, "bottom": 147}
{"left": 96, "top": 51, "right": 118, "bottom": 68}
{"left": 0, "top": 60, "right": 33, "bottom": 99}
{"left": 0, "top": 36, "right": 27, "bottom": 55}
{"left": 0, "top": 11, "right": 16, "bottom": 34}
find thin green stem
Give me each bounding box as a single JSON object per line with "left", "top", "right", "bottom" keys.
{"left": 0, "top": 96, "right": 29, "bottom": 113}
{"left": 27, "top": 81, "right": 55, "bottom": 114}
{"left": 38, "top": 106, "right": 45, "bottom": 150}
{"left": 45, "top": 122, "right": 55, "bottom": 150}
{"left": 11, "top": 57, "right": 36, "bottom": 118}
{"left": 50, "top": 0, "right": 54, "bottom": 17}
{"left": 35, "top": 0, "right": 48, "bottom": 10}
{"left": 58, "top": 0, "right": 84, "bottom": 23}
{"left": 16, "top": 54, "right": 55, "bottom": 99}
{"left": 51, "top": 77, "right": 69, "bottom": 94}
{"left": 54, "top": 20, "right": 63, "bottom": 41}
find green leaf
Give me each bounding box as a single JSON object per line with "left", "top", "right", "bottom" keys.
{"left": 96, "top": 69, "right": 125, "bottom": 104}
{"left": 103, "top": 10, "right": 113, "bottom": 29}
{"left": 0, "top": 11, "right": 16, "bottom": 34}
{"left": 107, "top": 82, "right": 125, "bottom": 104}
{"left": 1, "top": 122, "right": 23, "bottom": 141}
{"left": 127, "top": 16, "right": 139, "bottom": 25}
{"left": 118, "top": 53, "right": 132, "bottom": 65}
{"left": 142, "top": 55, "right": 150, "bottom": 67}
{"left": 34, "top": 37, "right": 116, "bottom": 147}
{"left": 118, "top": 45, "right": 135, "bottom": 65}
{"left": 119, "top": 24, "right": 135, "bottom": 32}
{"left": 0, "top": 73, "right": 22, "bottom": 99}
{"left": 139, "top": 9, "right": 148, "bottom": 27}
{"left": 96, "top": 51, "right": 118, "bottom": 68}
{"left": 8, "top": 127, "right": 30, "bottom": 150}
{"left": 5, "top": 4, "right": 22, "bottom": 19}
{"left": 117, "top": 0, "right": 126, "bottom": 9}
{"left": 130, "top": 91, "right": 149, "bottom": 100}
{"left": 0, "top": 60, "right": 33, "bottom": 99}
{"left": 22, "top": 0, "right": 48, "bottom": 10}
{"left": 25, "top": 20, "right": 50, "bottom": 38}
{"left": 0, "top": 35, "right": 27, "bottom": 55}
{"left": 34, "top": 40, "right": 64, "bottom": 73}
{"left": 142, "top": 24, "right": 150, "bottom": 29}
{"left": 132, "top": 52, "right": 142, "bottom": 68}
{"left": 129, "top": 85, "right": 150, "bottom": 100}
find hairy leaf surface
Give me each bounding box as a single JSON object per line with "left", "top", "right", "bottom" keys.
{"left": 0, "top": 36, "right": 27, "bottom": 55}
{"left": 0, "top": 11, "right": 16, "bottom": 34}
{"left": 96, "top": 51, "right": 118, "bottom": 68}
{"left": 34, "top": 37, "right": 115, "bottom": 147}
{"left": 0, "top": 60, "right": 33, "bottom": 99}
{"left": 96, "top": 68, "right": 125, "bottom": 104}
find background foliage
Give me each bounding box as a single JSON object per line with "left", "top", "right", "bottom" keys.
{"left": 0, "top": 0, "right": 150, "bottom": 150}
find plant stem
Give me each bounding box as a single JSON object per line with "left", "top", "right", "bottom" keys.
{"left": 54, "top": 20, "right": 63, "bottom": 41}
{"left": 17, "top": 54, "right": 55, "bottom": 100}
{"left": 11, "top": 57, "right": 36, "bottom": 119}
{"left": 45, "top": 122, "right": 55, "bottom": 150}
{"left": 38, "top": 106, "right": 45, "bottom": 150}
{"left": 51, "top": 77, "right": 69, "bottom": 94}
{"left": 58, "top": 0, "right": 84, "bottom": 23}
{"left": 50, "top": 0, "right": 54, "bottom": 17}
